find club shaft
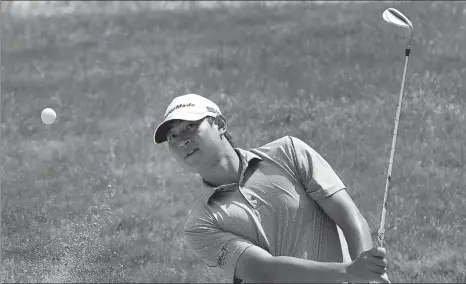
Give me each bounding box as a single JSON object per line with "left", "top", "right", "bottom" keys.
{"left": 376, "top": 48, "right": 410, "bottom": 248}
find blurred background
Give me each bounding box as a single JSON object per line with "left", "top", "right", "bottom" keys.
{"left": 1, "top": 1, "right": 465, "bottom": 282}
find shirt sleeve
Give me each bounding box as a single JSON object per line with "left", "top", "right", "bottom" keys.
{"left": 288, "top": 136, "right": 346, "bottom": 200}
{"left": 184, "top": 208, "right": 255, "bottom": 281}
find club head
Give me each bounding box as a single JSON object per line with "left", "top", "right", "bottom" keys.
{"left": 383, "top": 8, "right": 413, "bottom": 30}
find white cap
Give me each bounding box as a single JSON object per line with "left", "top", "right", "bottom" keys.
{"left": 153, "top": 94, "right": 222, "bottom": 144}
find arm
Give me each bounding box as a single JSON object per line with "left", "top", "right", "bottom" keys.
{"left": 316, "top": 189, "right": 373, "bottom": 260}
{"left": 235, "top": 245, "right": 349, "bottom": 283}
{"left": 235, "top": 244, "right": 389, "bottom": 283}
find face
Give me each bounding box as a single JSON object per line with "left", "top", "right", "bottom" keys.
{"left": 165, "top": 116, "right": 227, "bottom": 173}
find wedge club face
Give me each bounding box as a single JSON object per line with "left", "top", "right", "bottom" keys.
{"left": 383, "top": 8, "right": 414, "bottom": 49}
{"left": 383, "top": 8, "right": 413, "bottom": 30}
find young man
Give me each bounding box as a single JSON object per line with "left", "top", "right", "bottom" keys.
{"left": 154, "top": 94, "right": 390, "bottom": 284}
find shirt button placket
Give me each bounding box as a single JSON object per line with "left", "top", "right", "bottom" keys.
{"left": 250, "top": 195, "right": 257, "bottom": 208}
{"left": 246, "top": 189, "right": 257, "bottom": 208}
{"left": 239, "top": 186, "right": 254, "bottom": 208}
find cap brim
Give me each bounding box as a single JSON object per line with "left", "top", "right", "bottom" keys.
{"left": 153, "top": 112, "right": 211, "bottom": 144}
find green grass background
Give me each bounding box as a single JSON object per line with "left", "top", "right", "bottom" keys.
{"left": 1, "top": 1, "right": 465, "bottom": 282}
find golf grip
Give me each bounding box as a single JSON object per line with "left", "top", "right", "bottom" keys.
{"left": 376, "top": 48, "right": 411, "bottom": 248}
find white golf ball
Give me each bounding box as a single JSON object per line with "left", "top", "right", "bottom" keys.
{"left": 41, "top": 108, "right": 57, "bottom": 124}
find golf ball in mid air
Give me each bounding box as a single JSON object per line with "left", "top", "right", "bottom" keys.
{"left": 41, "top": 108, "right": 57, "bottom": 124}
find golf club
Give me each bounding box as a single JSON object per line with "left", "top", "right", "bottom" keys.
{"left": 377, "top": 8, "right": 414, "bottom": 248}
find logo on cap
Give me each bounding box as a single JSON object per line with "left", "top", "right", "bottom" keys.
{"left": 165, "top": 103, "right": 195, "bottom": 119}
{"left": 206, "top": 106, "right": 220, "bottom": 115}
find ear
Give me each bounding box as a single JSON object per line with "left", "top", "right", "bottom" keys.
{"left": 215, "top": 115, "right": 227, "bottom": 136}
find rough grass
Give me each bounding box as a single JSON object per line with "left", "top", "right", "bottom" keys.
{"left": 2, "top": 1, "right": 466, "bottom": 283}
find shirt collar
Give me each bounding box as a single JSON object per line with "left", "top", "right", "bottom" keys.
{"left": 200, "top": 148, "right": 262, "bottom": 203}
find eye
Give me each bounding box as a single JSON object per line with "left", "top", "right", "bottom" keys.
{"left": 167, "top": 133, "right": 178, "bottom": 142}
{"left": 186, "top": 122, "right": 197, "bottom": 131}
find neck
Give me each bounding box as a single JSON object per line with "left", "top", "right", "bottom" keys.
{"left": 200, "top": 146, "right": 241, "bottom": 187}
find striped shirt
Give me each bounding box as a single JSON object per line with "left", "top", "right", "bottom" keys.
{"left": 184, "top": 136, "right": 351, "bottom": 283}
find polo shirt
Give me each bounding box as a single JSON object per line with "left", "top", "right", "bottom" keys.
{"left": 184, "top": 136, "right": 351, "bottom": 283}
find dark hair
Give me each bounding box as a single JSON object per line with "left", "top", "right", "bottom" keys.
{"left": 206, "top": 116, "right": 236, "bottom": 148}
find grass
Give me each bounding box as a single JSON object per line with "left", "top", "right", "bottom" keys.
{"left": 1, "top": 1, "right": 466, "bottom": 282}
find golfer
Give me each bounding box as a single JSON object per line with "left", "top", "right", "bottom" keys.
{"left": 154, "top": 94, "right": 390, "bottom": 283}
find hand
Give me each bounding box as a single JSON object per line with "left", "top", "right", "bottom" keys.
{"left": 346, "top": 247, "right": 390, "bottom": 283}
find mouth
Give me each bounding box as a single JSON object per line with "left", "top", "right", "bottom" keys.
{"left": 185, "top": 148, "right": 199, "bottom": 159}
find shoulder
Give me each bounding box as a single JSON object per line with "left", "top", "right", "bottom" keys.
{"left": 250, "top": 135, "right": 314, "bottom": 157}
{"left": 252, "top": 135, "right": 290, "bottom": 152}
{"left": 261, "top": 135, "right": 294, "bottom": 147}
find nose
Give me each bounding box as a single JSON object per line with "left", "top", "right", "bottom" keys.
{"left": 178, "top": 136, "right": 192, "bottom": 148}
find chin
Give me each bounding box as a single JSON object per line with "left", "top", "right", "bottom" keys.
{"left": 175, "top": 154, "right": 204, "bottom": 173}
